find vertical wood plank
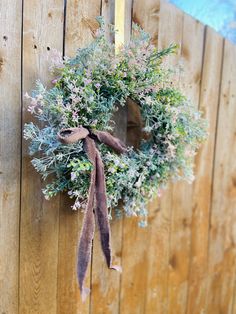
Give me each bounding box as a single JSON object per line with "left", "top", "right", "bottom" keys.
{"left": 146, "top": 1, "right": 186, "bottom": 313}
{"left": 186, "top": 28, "right": 224, "bottom": 314}
{"left": 120, "top": 1, "right": 163, "bottom": 313}
{"left": 124, "top": 0, "right": 132, "bottom": 44}
{"left": 101, "top": 0, "right": 115, "bottom": 42}
{"left": 63, "top": 0, "right": 101, "bottom": 57}
{"left": 167, "top": 13, "right": 205, "bottom": 314}
{"left": 233, "top": 287, "right": 236, "bottom": 314}
{"left": 117, "top": 0, "right": 153, "bottom": 313}
{"left": 90, "top": 1, "right": 131, "bottom": 313}
{"left": 120, "top": 217, "right": 149, "bottom": 314}
{"left": 57, "top": 1, "right": 101, "bottom": 313}
{"left": 217, "top": 41, "right": 236, "bottom": 314}
{"left": 206, "top": 39, "right": 236, "bottom": 314}
{"left": 132, "top": 0, "right": 160, "bottom": 46}
{"left": 132, "top": 1, "right": 169, "bottom": 313}
{"left": 20, "top": 1, "right": 64, "bottom": 313}
{"left": 155, "top": 1, "right": 183, "bottom": 313}
{"left": 0, "top": 1, "right": 22, "bottom": 313}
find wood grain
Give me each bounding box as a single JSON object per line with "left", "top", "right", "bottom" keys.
{"left": 233, "top": 289, "right": 236, "bottom": 314}
{"left": 206, "top": 39, "right": 236, "bottom": 314}
{"left": 186, "top": 27, "right": 224, "bottom": 314}
{"left": 167, "top": 13, "right": 205, "bottom": 314}
{"left": 20, "top": 1, "right": 64, "bottom": 313}
{"left": 144, "top": 3, "right": 185, "bottom": 312}
{"left": 101, "top": 0, "right": 115, "bottom": 42}
{"left": 133, "top": 0, "right": 160, "bottom": 46}
{"left": 217, "top": 40, "right": 236, "bottom": 314}
{"left": 119, "top": 217, "right": 149, "bottom": 314}
{"left": 64, "top": 0, "right": 101, "bottom": 57}
{"left": 130, "top": 1, "right": 172, "bottom": 313}
{"left": 0, "top": 0, "right": 22, "bottom": 313}
{"left": 157, "top": 2, "right": 184, "bottom": 314}
{"left": 119, "top": 2, "right": 164, "bottom": 313}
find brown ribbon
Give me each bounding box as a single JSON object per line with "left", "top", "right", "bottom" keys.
{"left": 58, "top": 126, "right": 126, "bottom": 301}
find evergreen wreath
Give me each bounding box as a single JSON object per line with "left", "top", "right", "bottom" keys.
{"left": 24, "top": 18, "right": 207, "bottom": 298}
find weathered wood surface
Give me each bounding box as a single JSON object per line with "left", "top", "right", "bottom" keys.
{"left": 0, "top": 0, "right": 22, "bottom": 313}
{"left": 186, "top": 28, "right": 224, "bottom": 314}
{"left": 20, "top": 1, "right": 64, "bottom": 313}
{"left": 167, "top": 13, "right": 205, "bottom": 314}
{"left": 1, "top": 0, "right": 236, "bottom": 313}
{"left": 206, "top": 38, "right": 236, "bottom": 314}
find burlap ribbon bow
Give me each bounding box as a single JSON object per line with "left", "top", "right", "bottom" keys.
{"left": 58, "top": 126, "right": 126, "bottom": 301}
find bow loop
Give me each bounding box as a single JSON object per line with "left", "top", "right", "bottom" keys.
{"left": 58, "top": 126, "right": 89, "bottom": 144}
{"left": 94, "top": 130, "right": 127, "bottom": 154}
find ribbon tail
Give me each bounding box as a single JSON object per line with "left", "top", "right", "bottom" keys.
{"left": 77, "top": 138, "right": 96, "bottom": 301}
{"left": 94, "top": 130, "right": 127, "bottom": 154}
{"left": 95, "top": 149, "right": 122, "bottom": 273}
{"left": 81, "top": 287, "right": 91, "bottom": 303}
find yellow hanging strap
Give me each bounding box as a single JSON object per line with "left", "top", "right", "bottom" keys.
{"left": 115, "top": 0, "right": 126, "bottom": 53}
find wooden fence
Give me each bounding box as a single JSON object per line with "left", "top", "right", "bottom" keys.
{"left": 0, "top": 0, "right": 236, "bottom": 313}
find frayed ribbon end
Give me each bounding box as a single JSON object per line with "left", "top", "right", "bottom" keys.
{"left": 111, "top": 265, "right": 122, "bottom": 273}
{"left": 81, "top": 287, "right": 90, "bottom": 303}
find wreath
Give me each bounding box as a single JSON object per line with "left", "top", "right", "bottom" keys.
{"left": 24, "top": 19, "right": 207, "bottom": 299}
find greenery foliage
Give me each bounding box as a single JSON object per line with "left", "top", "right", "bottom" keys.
{"left": 24, "top": 19, "right": 207, "bottom": 226}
